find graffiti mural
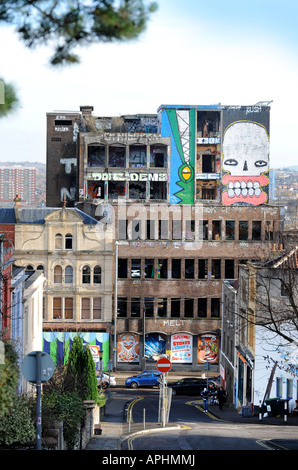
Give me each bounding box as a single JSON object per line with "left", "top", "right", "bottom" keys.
{"left": 117, "top": 333, "right": 140, "bottom": 363}
{"left": 197, "top": 333, "right": 219, "bottom": 364}
{"left": 221, "top": 120, "right": 270, "bottom": 206}
{"left": 43, "top": 331, "right": 109, "bottom": 368}
{"left": 160, "top": 106, "right": 195, "bottom": 204}
{"left": 145, "top": 333, "right": 166, "bottom": 361}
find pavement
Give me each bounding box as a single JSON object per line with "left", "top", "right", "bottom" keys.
{"left": 85, "top": 371, "right": 298, "bottom": 451}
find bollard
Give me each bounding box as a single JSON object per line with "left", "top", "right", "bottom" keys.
{"left": 284, "top": 401, "right": 288, "bottom": 423}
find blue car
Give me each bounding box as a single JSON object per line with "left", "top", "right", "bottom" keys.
{"left": 125, "top": 370, "right": 162, "bottom": 388}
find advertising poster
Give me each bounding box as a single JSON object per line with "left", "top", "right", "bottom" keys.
{"left": 197, "top": 333, "right": 219, "bottom": 364}
{"left": 171, "top": 333, "right": 193, "bottom": 363}
{"left": 145, "top": 333, "right": 166, "bottom": 361}
{"left": 117, "top": 333, "right": 140, "bottom": 363}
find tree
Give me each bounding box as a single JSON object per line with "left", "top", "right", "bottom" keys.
{"left": 0, "top": 0, "right": 158, "bottom": 66}
{"left": 0, "top": 78, "right": 19, "bottom": 118}
{"left": 238, "top": 248, "right": 298, "bottom": 347}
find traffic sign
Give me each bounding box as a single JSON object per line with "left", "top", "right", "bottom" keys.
{"left": 156, "top": 357, "right": 171, "bottom": 373}
{"left": 21, "top": 351, "right": 55, "bottom": 384}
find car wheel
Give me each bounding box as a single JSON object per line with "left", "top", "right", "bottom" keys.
{"left": 130, "top": 381, "right": 138, "bottom": 389}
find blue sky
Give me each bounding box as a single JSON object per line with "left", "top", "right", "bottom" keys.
{"left": 0, "top": 0, "right": 297, "bottom": 168}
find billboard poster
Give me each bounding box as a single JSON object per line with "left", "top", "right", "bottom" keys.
{"left": 117, "top": 333, "right": 140, "bottom": 363}
{"left": 145, "top": 333, "right": 166, "bottom": 361}
{"left": 197, "top": 333, "right": 219, "bottom": 364}
{"left": 171, "top": 333, "right": 193, "bottom": 363}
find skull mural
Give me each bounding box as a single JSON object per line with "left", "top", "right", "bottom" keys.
{"left": 222, "top": 121, "right": 270, "bottom": 205}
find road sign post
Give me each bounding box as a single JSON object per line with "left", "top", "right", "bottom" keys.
{"left": 21, "top": 351, "right": 55, "bottom": 450}
{"left": 156, "top": 358, "right": 171, "bottom": 427}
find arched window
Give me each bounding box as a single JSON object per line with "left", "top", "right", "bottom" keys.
{"left": 65, "top": 233, "right": 73, "bottom": 250}
{"left": 93, "top": 265, "right": 102, "bottom": 284}
{"left": 82, "top": 265, "right": 91, "bottom": 284}
{"left": 54, "top": 265, "right": 62, "bottom": 284}
{"left": 37, "top": 265, "right": 44, "bottom": 271}
{"left": 65, "top": 265, "right": 73, "bottom": 284}
{"left": 26, "top": 265, "right": 34, "bottom": 271}
{"left": 55, "top": 233, "right": 63, "bottom": 250}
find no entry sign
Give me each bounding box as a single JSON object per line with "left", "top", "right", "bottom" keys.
{"left": 156, "top": 357, "right": 171, "bottom": 373}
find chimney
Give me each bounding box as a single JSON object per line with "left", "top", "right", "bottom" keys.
{"left": 14, "top": 194, "right": 21, "bottom": 222}
{"left": 80, "top": 105, "right": 94, "bottom": 116}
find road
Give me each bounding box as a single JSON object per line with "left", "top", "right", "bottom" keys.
{"left": 118, "top": 387, "right": 298, "bottom": 451}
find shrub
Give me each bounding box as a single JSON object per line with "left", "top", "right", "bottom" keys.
{"left": 0, "top": 395, "right": 35, "bottom": 448}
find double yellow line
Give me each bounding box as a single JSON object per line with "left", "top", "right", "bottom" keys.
{"left": 126, "top": 396, "right": 144, "bottom": 423}
{"left": 186, "top": 400, "right": 224, "bottom": 421}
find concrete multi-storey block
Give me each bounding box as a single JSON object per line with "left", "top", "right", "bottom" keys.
{"left": 45, "top": 102, "right": 282, "bottom": 373}
{"left": 0, "top": 165, "right": 36, "bottom": 205}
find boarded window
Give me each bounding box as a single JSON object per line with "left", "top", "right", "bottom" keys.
{"left": 146, "top": 220, "right": 155, "bottom": 239}
{"left": 81, "top": 298, "right": 90, "bottom": 319}
{"left": 54, "top": 265, "right": 62, "bottom": 284}
{"left": 172, "top": 219, "right": 182, "bottom": 239}
{"left": 108, "top": 145, "right": 126, "bottom": 167}
{"left": 129, "top": 145, "right": 147, "bottom": 167}
{"left": 88, "top": 145, "right": 105, "bottom": 167}
{"left": 131, "top": 259, "right": 141, "bottom": 278}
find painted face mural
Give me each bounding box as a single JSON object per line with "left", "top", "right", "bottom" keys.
{"left": 222, "top": 121, "right": 269, "bottom": 206}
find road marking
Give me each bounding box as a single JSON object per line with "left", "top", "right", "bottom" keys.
{"left": 126, "top": 396, "right": 144, "bottom": 423}
{"left": 186, "top": 400, "right": 225, "bottom": 421}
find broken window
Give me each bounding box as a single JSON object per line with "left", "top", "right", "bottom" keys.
{"left": 129, "top": 182, "right": 146, "bottom": 199}
{"left": 150, "top": 145, "right": 167, "bottom": 167}
{"left": 202, "top": 154, "right": 216, "bottom": 173}
{"left": 131, "top": 298, "right": 141, "bottom": 317}
{"left": 131, "top": 259, "right": 141, "bottom": 278}
{"left": 225, "top": 259, "right": 234, "bottom": 279}
{"left": 159, "top": 220, "right": 168, "bottom": 239}
{"left": 172, "top": 219, "right": 182, "bottom": 240}
{"left": 118, "top": 219, "right": 128, "bottom": 239}
{"left": 198, "top": 298, "right": 207, "bottom": 317}
{"left": 185, "top": 259, "right": 194, "bottom": 279}
{"left": 158, "top": 259, "right": 168, "bottom": 279}
{"left": 211, "top": 298, "right": 220, "bottom": 318}
{"left": 212, "top": 220, "right": 221, "bottom": 240}
{"left": 150, "top": 181, "right": 167, "bottom": 200}
{"left": 265, "top": 220, "right": 275, "bottom": 241}
{"left": 172, "top": 259, "right": 181, "bottom": 279}
{"left": 118, "top": 258, "right": 127, "bottom": 278}
{"left": 146, "top": 220, "right": 155, "bottom": 240}
{"left": 252, "top": 221, "right": 262, "bottom": 240}
{"left": 157, "top": 298, "right": 167, "bottom": 317}
{"left": 108, "top": 145, "right": 126, "bottom": 167}
{"left": 108, "top": 181, "right": 126, "bottom": 198}
{"left": 129, "top": 145, "right": 146, "bottom": 167}
{"left": 145, "top": 259, "right": 154, "bottom": 278}
{"left": 88, "top": 145, "right": 105, "bottom": 167}
{"left": 211, "top": 259, "right": 221, "bottom": 279}
{"left": 199, "top": 220, "right": 208, "bottom": 240}
{"left": 239, "top": 221, "right": 249, "bottom": 240}
{"left": 117, "top": 297, "right": 127, "bottom": 317}
{"left": 185, "top": 220, "right": 195, "bottom": 239}
{"left": 87, "top": 181, "right": 104, "bottom": 199}
{"left": 225, "top": 220, "right": 235, "bottom": 240}
{"left": 198, "top": 259, "right": 208, "bottom": 279}
{"left": 184, "top": 298, "right": 194, "bottom": 318}
{"left": 171, "top": 298, "right": 181, "bottom": 318}
{"left": 144, "top": 298, "right": 154, "bottom": 317}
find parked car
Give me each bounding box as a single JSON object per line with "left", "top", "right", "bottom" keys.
{"left": 125, "top": 370, "right": 162, "bottom": 388}
{"left": 98, "top": 373, "right": 116, "bottom": 389}
{"left": 168, "top": 378, "right": 217, "bottom": 396}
